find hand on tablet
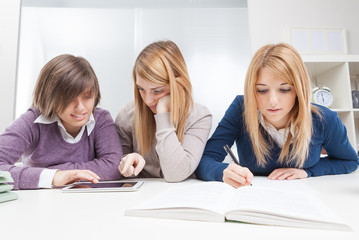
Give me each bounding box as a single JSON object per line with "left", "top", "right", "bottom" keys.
{"left": 52, "top": 169, "right": 100, "bottom": 187}
{"left": 118, "top": 153, "right": 146, "bottom": 177}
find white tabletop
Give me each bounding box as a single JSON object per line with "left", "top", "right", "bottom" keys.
{"left": 1, "top": 173, "right": 359, "bottom": 240}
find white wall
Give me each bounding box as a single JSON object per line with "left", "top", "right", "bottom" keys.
{"left": 0, "top": 0, "right": 20, "bottom": 131}
{"left": 248, "top": 0, "right": 359, "bottom": 54}
{"left": 138, "top": 8, "right": 250, "bottom": 127}
{"left": 17, "top": 7, "right": 135, "bottom": 121}
{"left": 4, "top": 0, "right": 359, "bottom": 133}
{"left": 16, "top": 4, "right": 251, "bottom": 131}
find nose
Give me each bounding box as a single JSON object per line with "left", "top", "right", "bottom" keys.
{"left": 73, "top": 97, "right": 85, "bottom": 110}
{"left": 143, "top": 92, "right": 155, "bottom": 105}
{"left": 268, "top": 91, "right": 279, "bottom": 106}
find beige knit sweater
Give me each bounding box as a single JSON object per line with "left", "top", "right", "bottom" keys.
{"left": 115, "top": 101, "right": 212, "bottom": 182}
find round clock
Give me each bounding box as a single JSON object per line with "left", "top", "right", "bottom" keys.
{"left": 312, "top": 86, "right": 333, "bottom": 107}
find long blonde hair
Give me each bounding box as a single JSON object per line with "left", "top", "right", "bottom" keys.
{"left": 244, "top": 43, "right": 319, "bottom": 168}
{"left": 133, "top": 40, "right": 193, "bottom": 155}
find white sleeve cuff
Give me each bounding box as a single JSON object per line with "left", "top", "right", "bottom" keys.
{"left": 38, "top": 169, "right": 58, "bottom": 188}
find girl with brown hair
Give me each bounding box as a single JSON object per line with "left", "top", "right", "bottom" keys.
{"left": 0, "top": 54, "right": 123, "bottom": 189}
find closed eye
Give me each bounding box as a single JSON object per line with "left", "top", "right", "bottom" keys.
{"left": 81, "top": 92, "right": 93, "bottom": 99}
{"left": 280, "top": 88, "right": 291, "bottom": 93}
{"left": 256, "top": 89, "right": 268, "bottom": 94}
{"left": 153, "top": 89, "right": 163, "bottom": 94}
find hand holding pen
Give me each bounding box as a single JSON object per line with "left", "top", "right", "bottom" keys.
{"left": 223, "top": 144, "right": 253, "bottom": 188}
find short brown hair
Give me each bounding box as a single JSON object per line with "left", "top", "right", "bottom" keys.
{"left": 32, "top": 54, "right": 100, "bottom": 118}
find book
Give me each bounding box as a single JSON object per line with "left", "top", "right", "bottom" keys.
{"left": 126, "top": 177, "right": 350, "bottom": 231}
{"left": 0, "top": 170, "right": 18, "bottom": 203}
{"left": 0, "top": 191, "right": 18, "bottom": 203}
{"left": 0, "top": 170, "right": 13, "bottom": 183}
{"left": 0, "top": 184, "right": 13, "bottom": 193}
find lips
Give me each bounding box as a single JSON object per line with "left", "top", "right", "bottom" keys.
{"left": 267, "top": 109, "right": 280, "bottom": 113}
{"left": 71, "top": 113, "right": 87, "bottom": 121}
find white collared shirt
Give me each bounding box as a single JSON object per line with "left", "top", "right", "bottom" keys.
{"left": 34, "top": 113, "right": 95, "bottom": 188}
{"left": 258, "top": 112, "right": 294, "bottom": 148}
{"left": 34, "top": 114, "right": 95, "bottom": 143}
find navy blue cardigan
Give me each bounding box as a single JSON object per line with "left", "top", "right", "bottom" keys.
{"left": 195, "top": 95, "right": 359, "bottom": 181}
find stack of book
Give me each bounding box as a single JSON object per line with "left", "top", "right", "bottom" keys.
{"left": 0, "top": 171, "right": 18, "bottom": 203}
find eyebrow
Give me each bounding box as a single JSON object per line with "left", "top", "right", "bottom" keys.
{"left": 255, "top": 83, "right": 290, "bottom": 86}
{"left": 82, "top": 90, "right": 93, "bottom": 95}
{"left": 136, "top": 84, "right": 165, "bottom": 90}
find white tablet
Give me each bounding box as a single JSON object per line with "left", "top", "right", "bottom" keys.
{"left": 62, "top": 180, "right": 143, "bottom": 193}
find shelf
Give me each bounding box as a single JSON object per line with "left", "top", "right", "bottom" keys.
{"left": 353, "top": 111, "right": 359, "bottom": 118}
{"left": 302, "top": 55, "right": 359, "bottom": 62}
{"left": 329, "top": 108, "right": 352, "bottom": 112}
{"left": 304, "top": 55, "right": 359, "bottom": 150}
{"left": 305, "top": 62, "right": 344, "bottom": 76}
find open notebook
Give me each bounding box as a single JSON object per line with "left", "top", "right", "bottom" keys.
{"left": 126, "top": 177, "right": 349, "bottom": 231}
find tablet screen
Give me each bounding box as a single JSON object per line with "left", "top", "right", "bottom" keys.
{"left": 70, "top": 182, "right": 137, "bottom": 189}
{"left": 62, "top": 181, "right": 143, "bottom": 192}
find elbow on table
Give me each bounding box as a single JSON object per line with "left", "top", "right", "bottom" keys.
{"left": 348, "top": 158, "right": 359, "bottom": 173}
{"left": 160, "top": 155, "right": 197, "bottom": 182}
{"left": 338, "top": 157, "right": 359, "bottom": 175}
{"left": 162, "top": 173, "right": 188, "bottom": 183}
{"left": 162, "top": 167, "right": 192, "bottom": 183}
